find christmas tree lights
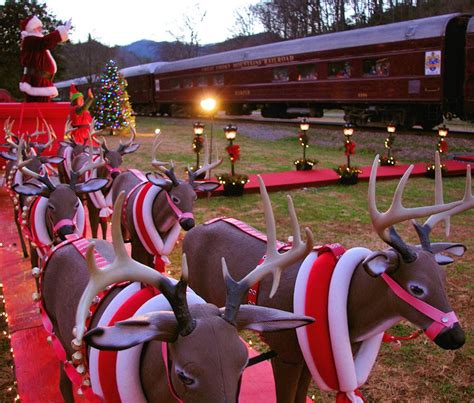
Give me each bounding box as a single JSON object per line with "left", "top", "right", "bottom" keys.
{"left": 93, "top": 60, "right": 135, "bottom": 134}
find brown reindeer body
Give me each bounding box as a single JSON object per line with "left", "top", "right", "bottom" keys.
{"left": 184, "top": 157, "right": 470, "bottom": 402}
{"left": 40, "top": 180, "right": 314, "bottom": 402}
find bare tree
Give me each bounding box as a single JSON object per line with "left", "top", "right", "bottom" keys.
{"left": 165, "top": 4, "right": 207, "bottom": 60}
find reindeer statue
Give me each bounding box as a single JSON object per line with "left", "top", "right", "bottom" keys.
{"left": 37, "top": 177, "right": 314, "bottom": 402}
{"left": 13, "top": 145, "right": 109, "bottom": 271}
{"left": 183, "top": 155, "right": 470, "bottom": 402}
{"left": 72, "top": 126, "right": 140, "bottom": 239}
{"left": 110, "top": 130, "right": 221, "bottom": 271}
{"left": 1, "top": 120, "right": 61, "bottom": 257}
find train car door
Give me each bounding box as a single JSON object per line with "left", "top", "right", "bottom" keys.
{"left": 443, "top": 15, "right": 470, "bottom": 118}
{"left": 463, "top": 17, "right": 474, "bottom": 121}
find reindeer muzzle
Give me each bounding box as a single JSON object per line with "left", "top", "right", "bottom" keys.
{"left": 53, "top": 218, "right": 76, "bottom": 240}
{"left": 107, "top": 166, "right": 121, "bottom": 179}
{"left": 165, "top": 192, "right": 195, "bottom": 230}
{"left": 433, "top": 322, "right": 465, "bottom": 350}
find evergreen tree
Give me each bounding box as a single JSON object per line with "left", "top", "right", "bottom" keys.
{"left": 0, "top": 0, "right": 64, "bottom": 98}
{"left": 94, "top": 59, "right": 134, "bottom": 134}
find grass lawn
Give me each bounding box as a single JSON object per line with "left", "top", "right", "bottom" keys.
{"left": 1, "top": 116, "right": 471, "bottom": 401}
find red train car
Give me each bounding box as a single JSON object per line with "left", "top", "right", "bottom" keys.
{"left": 56, "top": 13, "right": 473, "bottom": 129}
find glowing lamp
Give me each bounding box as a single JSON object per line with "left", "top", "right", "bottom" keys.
{"left": 200, "top": 98, "right": 216, "bottom": 113}
{"left": 299, "top": 118, "right": 310, "bottom": 132}
{"left": 438, "top": 125, "right": 448, "bottom": 138}
{"left": 154, "top": 128, "right": 161, "bottom": 135}
{"left": 193, "top": 122, "right": 205, "bottom": 136}
{"left": 224, "top": 124, "right": 237, "bottom": 141}
{"left": 387, "top": 122, "right": 396, "bottom": 134}
{"left": 343, "top": 123, "right": 354, "bottom": 137}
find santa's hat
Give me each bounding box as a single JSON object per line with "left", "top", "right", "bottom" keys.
{"left": 20, "top": 16, "right": 42, "bottom": 33}
{"left": 69, "top": 84, "right": 83, "bottom": 102}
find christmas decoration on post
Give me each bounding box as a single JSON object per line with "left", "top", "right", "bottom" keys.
{"left": 380, "top": 122, "right": 397, "bottom": 166}
{"left": 294, "top": 118, "right": 317, "bottom": 170}
{"left": 192, "top": 122, "right": 204, "bottom": 168}
{"left": 94, "top": 60, "right": 135, "bottom": 135}
{"left": 426, "top": 125, "right": 449, "bottom": 177}
{"left": 335, "top": 123, "right": 361, "bottom": 184}
{"left": 218, "top": 124, "right": 248, "bottom": 196}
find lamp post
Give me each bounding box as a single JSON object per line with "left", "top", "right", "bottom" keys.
{"left": 192, "top": 122, "right": 205, "bottom": 169}
{"left": 224, "top": 124, "right": 237, "bottom": 176}
{"left": 200, "top": 98, "right": 217, "bottom": 178}
{"left": 343, "top": 123, "right": 355, "bottom": 169}
{"left": 437, "top": 125, "right": 449, "bottom": 163}
{"left": 383, "top": 121, "right": 397, "bottom": 165}
{"left": 299, "top": 118, "right": 310, "bottom": 161}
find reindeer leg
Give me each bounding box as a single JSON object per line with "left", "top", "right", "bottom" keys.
{"left": 100, "top": 218, "right": 108, "bottom": 240}
{"left": 59, "top": 362, "right": 74, "bottom": 403}
{"left": 87, "top": 198, "right": 100, "bottom": 239}
{"left": 131, "top": 237, "right": 154, "bottom": 267}
{"left": 295, "top": 363, "right": 312, "bottom": 403}
{"left": 13, "top": 208, "right": 29, "bottom": 258}
{"left": 271, "top": 356, "right": 304, "bottom": 403}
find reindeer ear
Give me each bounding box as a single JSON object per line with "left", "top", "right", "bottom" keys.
{"left": 224, "top": 305, "right": 313, "bottom": 332}
{"left": 84, "top": 312, "right": 179, "bottom": 350}
{"left": 146, "top": 172, "right": 172, "bottom": 190}
{"left": 0, "top": 151, "right": 17, "bottom": 161}
{"left": 12, "top": 183, "right": 49, "bottom": 197}
{"left": 74, "top": 178, "right": 109, "bottom": 194}
{"left": 362, "top": 251, "right": 399, "bottom": 277}
{"left": 120, "top": 143, "right": 140, "bottom": 155}
{"left": 193, "top": 181, "right": 220, "bottom": 192}
{"left": 40, "top": 156, "right": 64, "bottom": 165}
{"left": 429, "top": 242, "right": 466, "bottom": 265}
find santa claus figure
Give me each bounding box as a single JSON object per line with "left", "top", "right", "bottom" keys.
{"left": 69, "top": 84, "right": 95, "bottom": 144}
{"left": 19, "top": 15, "right": 71, "bottom": 102}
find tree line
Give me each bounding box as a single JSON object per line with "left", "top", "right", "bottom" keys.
{"left": 1, "top": 0, "right": 472, "bottom": 99}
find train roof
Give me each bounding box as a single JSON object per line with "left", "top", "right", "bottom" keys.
{"left": 154, "top": 13, "right": 464, "bottom": 74}
{"left": 468, "top": 16, "right": 474, "bottom": 33}
{"left": 120, "top": 61, "right": 167, "bottom": 78}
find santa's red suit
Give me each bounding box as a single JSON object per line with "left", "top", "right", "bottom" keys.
{"left": 19, "top": 16, "right": 70, "bottom": 102}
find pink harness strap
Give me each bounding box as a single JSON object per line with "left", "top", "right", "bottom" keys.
{"left": 381, "top": 273, "right": 458, "bottom": 340}
{"left": 52, "top": 218, "right": 75, "bottom": 234}
{"left": 165, "top": 191, "right": 193, "bottom": 222}
{"left": 162, "top": 343, "right": 183, "bottom": 402}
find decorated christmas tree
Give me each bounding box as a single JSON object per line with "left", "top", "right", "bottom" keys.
{"left": 94, "top": 59, "right": 134, "bottom": 134}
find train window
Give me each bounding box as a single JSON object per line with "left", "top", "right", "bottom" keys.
{"left": 213, "top": 74, "right": 224, "bottom": 86}
{"left": 169, "top": 79, "right": 180, "bottom": 90}
{"left": 197, "top": 76, "right": 208, "bottom": 87}
{"left": 363, "top": 58, "right": 389, "bottom": 76}
{"left": 272, "top": 67, "right": 289, "bottom": 82}
{"left": 183, "top": 78, "right": 193, "bottom": 88}
{"left": 297, "top": 64, "right": 317, "bottom": 81}
{"left": 155, "top": 79, "right": 160, "bottom": 92}
{"left": 328, "top": 61, "right": 351, "bottom": 78}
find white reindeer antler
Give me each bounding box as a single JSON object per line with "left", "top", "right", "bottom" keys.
{"left": 75, "top": 191, "right": 174, "bottom": 341}
{"left": 150, "top": 129, "right": 171, "bottom": 174}
{"left": 368, "top": 155, "right": 461, "bottom": 244}
{"left": 193, "top": 135, "right": 222, "bottom": 179}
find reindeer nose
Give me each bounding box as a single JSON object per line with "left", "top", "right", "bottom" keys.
{"left": 57, "top": 225, "right": 75, "bottom": 241}
{"left": 434, "top": 323, "right": 465, "bottom": 350}
{"left": 180, "top": 217, "right": 195, "bottom": 231}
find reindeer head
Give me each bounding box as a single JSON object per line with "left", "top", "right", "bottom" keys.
{"left": 95, "top": 126, "right": 140, "bottom": 179}
{"left": 361, "top": 155, "right": 471, "bottom": 350}
{"left": 146, "top": 130, "right": 222, "bottom": 232}
{"left": 76, "top": 178, "right": 314, "bottom": 401}
{"left": 13, "top": 147, "right": 109, "bottom": 242}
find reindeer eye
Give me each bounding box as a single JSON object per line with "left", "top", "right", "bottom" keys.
{"left": 47, "top": 204, "right": 55, "bottom": 211}
{"left": 409, "top": 285, "right": 425, "bottom": 297}
{"left": 176, "top": 370, "right": 194, "bottom": 385}
{"left": 171, "top": 195, "right": 180, "bottom": 204}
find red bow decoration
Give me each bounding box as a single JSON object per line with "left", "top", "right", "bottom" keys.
{"left": 192, "top": 136, "right": 204, "bottom": 154}
{"left": 226, "top": 144, "right": 240, "bottom": 162}
{"left": 437, "top": 139, "right": 448, "bottom": 153}
{"left": 344, "top": 140, "right": 356, "bottom": 156}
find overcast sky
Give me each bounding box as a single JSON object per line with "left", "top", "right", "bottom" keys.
{"left": 33, "top": 0, "right": 263, "bottom": 46}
